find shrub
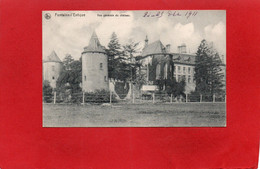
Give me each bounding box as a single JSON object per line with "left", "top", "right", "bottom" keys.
{"left": 114, "top": 82, "right": 129, "bottom": 99}
{"left": 189, "top": 91, "right": 201, "bottom": 102}
{"left": 84, "top": 89, "right": 117, "bottom": 103}
{"left": 42, "top": 80, "right": 53, "bottom": 103}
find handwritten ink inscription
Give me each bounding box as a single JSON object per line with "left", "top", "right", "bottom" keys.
{"left": 143, "top": 11, "right": 198, "bottom": 19}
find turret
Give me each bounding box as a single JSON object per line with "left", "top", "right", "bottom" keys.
{"left": 81, "top": 31, "right": 109, "bottom": 92}
{"left": 43, "top": 50, "right": 63, "bottom": 88}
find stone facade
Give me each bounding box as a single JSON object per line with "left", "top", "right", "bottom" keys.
{"left": 43, "top": 51, "right": 63, "bottom": 88}
{"left": 81, "top": 31, "right": 109, "bottom": 92}
{"left": 139, "top": 39, "right": 197, "bottom": 94}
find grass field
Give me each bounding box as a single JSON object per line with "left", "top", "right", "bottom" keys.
{"left": 43, "top": 102, "right": 226, "bottom": 127}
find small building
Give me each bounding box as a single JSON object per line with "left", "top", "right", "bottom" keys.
{"left": 81, "top": 31, "right": 109, "bottom": 92}
{"left": 43, "top": 51, "right": 63, "bottom": 88}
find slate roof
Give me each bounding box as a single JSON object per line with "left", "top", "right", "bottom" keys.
{"left": 141, "top": 40, "right": 166, "bottom": 57}
{"left": 83, "top": 31, "right": 106, "bottom": 54}
{"left": 43, "top": 50, "right": 62, "bottom": 63}
{"left": 140, "top": 40, "right": 196, "bottom": 65}
{"left": 171, "top": 53, "right": 196, "bottom": 65}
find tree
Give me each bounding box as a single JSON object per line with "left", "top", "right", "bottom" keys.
{"left": 63, "top": 54, "right": 74, "bottom": 70}
{"left": 106, "top": 32, "right": 123, "bottom": 80}
{"left": 56, "top": 59, "right": 82, "bottom": 102}
{"left": 42, "top": 80, "right": 53, "bottom": 103}
{"left": 194, "top": 40, "right": 225, "bottom": 96}
{"left": 122, "top": 40, "right": 141, "bottom": 82}
{"left": 165, "top": 78, "right": 186, "bottom": 97}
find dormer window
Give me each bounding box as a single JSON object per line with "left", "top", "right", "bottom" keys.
{"left": 185, "top": 57, "right": 191, "bottom": 62}
{"left": 100, "top": 63, "right": 103, "bottom": 70}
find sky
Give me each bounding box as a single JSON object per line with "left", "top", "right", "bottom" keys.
{"left": 43, "top": 10, "right": 226, "bottom": 62}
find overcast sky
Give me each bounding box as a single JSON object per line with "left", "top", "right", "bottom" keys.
{"left": 43, "top": 10, "right": 226, "bottom": 61}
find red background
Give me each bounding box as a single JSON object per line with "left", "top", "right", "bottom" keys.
{"left": 0, "top": 0, "right": 259, "bottom": 168}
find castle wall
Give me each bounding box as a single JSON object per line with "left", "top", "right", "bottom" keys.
{"left": 174, "top": 63, "right": 195, "bottom": 94}
{"left": 82, "top": 52, "right": 109, "bottom": 92}
{"left": 43, "top": 62, "right": 62, "bottom": 88}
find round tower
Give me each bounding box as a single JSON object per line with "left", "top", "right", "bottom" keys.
{"left": 82, "top": 31, "right": 109, "bottom": 92}
{"left": 43, "top": 50, "right": 63, "bottom": 88}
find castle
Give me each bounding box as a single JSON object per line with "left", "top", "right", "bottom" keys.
{"left": 43, "top": 32, "right": 226, "bottom": 94}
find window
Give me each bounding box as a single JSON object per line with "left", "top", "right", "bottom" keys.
{"left": 156, "top": 64, "right": 161, "bottom": 80}
{"left": 178, "top": 66, "right": 181, "bottom": 73}
{"left": 164, "top": 64, "right": 168, "bottom": 79}
{"left": 104, "top": 76, "right": 107, "bottom": 82}
{"left": 174, "top": 74, "right": 176, "bottom": 80}
{"left": 178, "top": 75, "right": 181, "bottom": 82}
{"left": 100, "top": 63, "right": 103, "bottom": 70}
{"left": 84, "top": 75, "right": 86, "bottom": 81}
{"left": 188, "top": 75, "right": 191, "bottom": 83}
{"left": 52, "top": 76, "right": 55, "bottom": 80}
{"left": 52, "top": 65, "right": 55, "bottom": 71}
{"left": 188, "top": 67, "right": 191, "bottom": 74}
{"left": 174, "top": 66, "right": 177, "bottom": 72}
{"left": 183, "top": 67, "right": 186, "bottom": 74}
{"left": 182, "top": 75, "right": 186, "bottom": 81}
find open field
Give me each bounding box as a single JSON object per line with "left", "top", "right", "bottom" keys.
{"left": 43, "top": 103, "right": 226, "bottom": 127}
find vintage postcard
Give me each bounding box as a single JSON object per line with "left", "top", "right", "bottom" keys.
{"left": 42, "top": 10, "right": 226, "bottom": 127}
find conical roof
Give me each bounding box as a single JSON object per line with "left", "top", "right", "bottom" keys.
{"left": 142, "top": 40, "right": 166, "bottom": 57}
{"left": 83, "top": 31, "right": 105, "bottom": 53}
{"left": 43, "top": 51, "right": 62, "bottom": 62}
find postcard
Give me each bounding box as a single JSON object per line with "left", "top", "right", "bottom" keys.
{"left": 42, "top": 10, "right": 226, "bottom": 127}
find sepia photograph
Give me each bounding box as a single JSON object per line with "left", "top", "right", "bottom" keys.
{"left": 42, "top": 10, "right": 226, "bottom": 127}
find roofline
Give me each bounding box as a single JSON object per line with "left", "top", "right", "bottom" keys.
{"left": 171, "top": 53, "right": 196, "bottom": 56}
{"left": 173, "top": 61, "right": 195, "bottom": 66}
{"left": 82, "top": 51, "right": 106, "bottom": 55}
{"left": 140, "top": 53, "right": 173, "bottom": 58}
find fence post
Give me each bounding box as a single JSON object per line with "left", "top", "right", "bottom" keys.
{"left": 82, "top": 91, "right": 85, "bottom": 105}
{"left": 186, "top": 93, "right": 188, "bottom": 103}
{"left": 200, "top": 94, "right": 202, "bottom": 103}
{"left": 153, "top": 93, "right": 155, "bottom": 104}
{"left": 170, "top": 94, "right": 173, "bottom": 103}
{"left": 54, "top": 91, "right": 56, "bottom": 104}
{"left": 213, "top": 94, "right": 215, "bottom": 103}
{"left": 110, "top": 91, "right": 112, "bottom": 104}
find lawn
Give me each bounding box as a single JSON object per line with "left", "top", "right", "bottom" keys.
{"left": 43, "top": 103, "right": 226, "bottom": 127}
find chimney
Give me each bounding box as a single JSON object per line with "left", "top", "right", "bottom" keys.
{"left": 178, "top": 46, "right": 182, "bottom": 53}
{"left": 145, "top": 35, "right": 148, "bottom": 47}
{"left": 181, "top": 43, "right": 186, "bottom": 53}
{"left": 178, "top": 43, "right": 187, "bottom": 53}
{"left": 166, "top": 44, "right": 171, "bottom": 53}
